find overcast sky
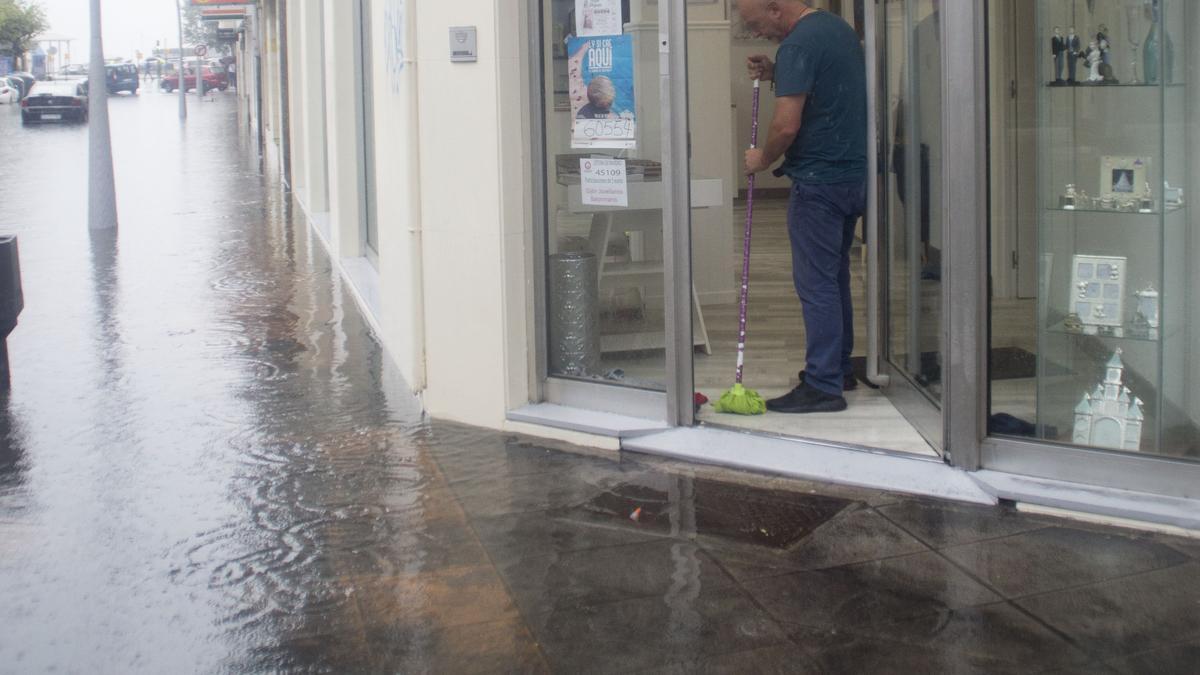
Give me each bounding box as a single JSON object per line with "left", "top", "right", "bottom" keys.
{"left": 37, "top": 0, "right": 181, "bottom": 63}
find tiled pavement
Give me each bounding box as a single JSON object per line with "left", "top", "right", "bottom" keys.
{"left": 376, "top": 424, "right": 1200, "bottom": 674}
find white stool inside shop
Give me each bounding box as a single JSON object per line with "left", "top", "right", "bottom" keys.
{"left": 566, "top": 177, "right": 724, "bottom": 355}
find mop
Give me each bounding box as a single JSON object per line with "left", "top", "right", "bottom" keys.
{"left": 715, "top": 79, "right": 767, "bottom": 416}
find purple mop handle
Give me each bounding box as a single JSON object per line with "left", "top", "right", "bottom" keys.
{"left": 735, "top": 80, "right": 761, "bottom": 385}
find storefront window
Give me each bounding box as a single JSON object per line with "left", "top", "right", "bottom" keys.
{"left": 988, "top": 0, "right": 1199, "bottom": 460}
{"left": 538, "top": 0, "right": 668, "bottom": 391}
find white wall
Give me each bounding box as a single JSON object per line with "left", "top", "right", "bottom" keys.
{"left": 367, "top": 0, "right": 427, "bottom": 394}
{"left": 411, "top": 1, "right": 514, "bottom": 427}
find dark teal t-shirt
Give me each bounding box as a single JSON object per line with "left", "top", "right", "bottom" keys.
{"left": 773, "top": 11, "right": 867, "bottom": 184}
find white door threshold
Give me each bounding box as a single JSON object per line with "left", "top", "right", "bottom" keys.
{"left": 622, "top": 426, "right": 997, "bottom": 505}
{"left": 508, "top": 403, "right": 671, "bottom": 439}
{"left": 972, "top": 470, "right": 1200, "bottom": 533}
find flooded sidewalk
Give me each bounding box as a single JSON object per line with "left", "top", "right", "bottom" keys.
{"left": 0, "top": 92, "right": 1197, "bottom": 674}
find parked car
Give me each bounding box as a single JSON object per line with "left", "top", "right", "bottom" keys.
{"left": 206, "top": 60, "right": 229, "bottom": 89}
{"left": 4, "top": 76, "right": 27, "bottom": 100}
{"left": 0, "top": 78, "right": 18, "bottom": 104}
{"left": 20, "top": 80, "right": 88, "bottom": 124}
{"left": 105, "top": 63, "right": 139, "bottom": 95}
{"left": 8, "top": 72, "right": 35, "bottom": 97}
{"left": 160, "top": 65, "right": 225, "bottom": 94}
{"left": 56, "top": 64, "right": 88, "bottom": 78}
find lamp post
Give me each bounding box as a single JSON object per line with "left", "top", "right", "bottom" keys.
{"left": 88, "top": 0, "right": 118, "bottom": 231}
{"left": 176, "top": 0, "right": 187, "bottom": 120}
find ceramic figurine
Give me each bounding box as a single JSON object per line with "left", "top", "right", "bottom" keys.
{"left": 1139, "top": 182, "right": 1154, "bottom": 212}
{"left": 1066, "top": 27, "right": 1081, "bottom": 83}
{"left": 1096, "top": 24, "right": 1111, "bottom": 65}
{"left": 1061, "top": 183, "right": 1077, "bottom": 209}
{"left": 1164, "top": 181, "right": 1184, "bottom": 206}
{"left": 1082, "top": 40, "right": 1104, "bottom": 82}
{"left": 1051, "top": 27, "right": 1067, "bottom": 84}
{"left": 1072, "top": 350, "right": 1144, "bottom": 451}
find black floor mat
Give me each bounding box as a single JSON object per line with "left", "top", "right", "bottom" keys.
{"left": 847, "top": 346, "right": 1039, "bottom": 387}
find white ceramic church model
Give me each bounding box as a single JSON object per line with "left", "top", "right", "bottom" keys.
{"left": 1073, "top": 349, "right": 1145, "bottom": 451}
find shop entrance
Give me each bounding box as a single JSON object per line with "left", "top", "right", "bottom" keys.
{"left": 685, "top": 0, "right": 946, "bottom": 457}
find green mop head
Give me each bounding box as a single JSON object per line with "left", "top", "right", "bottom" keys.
{"left": 714, "top": 383, "right": 766, "bottom": 415}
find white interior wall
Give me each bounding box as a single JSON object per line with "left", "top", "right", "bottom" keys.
{"left": 623, "top": 1, "right": 735, "bottom": 305}
{"left": 687, "top": 16, "right": 737, "bottom": 305}
{"left": 728, "top": 0, "right": 855, "bottom": 194}
{"left": 730, "top": 36, "right": 791, "bottom": 193}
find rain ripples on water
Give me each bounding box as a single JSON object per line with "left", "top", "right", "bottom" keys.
{"left": 0, "top": 91, "right": 464, "bottom": 672}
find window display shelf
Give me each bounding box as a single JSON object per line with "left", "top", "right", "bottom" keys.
{"left": 1034, "top": 0, "right": 1191, "bottom": 458}
{"left": 1044, "top": 82, "right": 1185, "bottom": 88}
{"left": 1046, "top": 320, "right": 1161, "bottom": 343}
{"left": 1045, "top": 205, "right": 1184, "bottom": 216}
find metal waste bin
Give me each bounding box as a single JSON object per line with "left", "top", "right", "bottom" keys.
{"left": 548, "top": 252, "right": 599, "bottom": 377}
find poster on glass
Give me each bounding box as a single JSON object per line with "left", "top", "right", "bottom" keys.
{"left": 567, "top": 34, "right": 636, "bottom": 149}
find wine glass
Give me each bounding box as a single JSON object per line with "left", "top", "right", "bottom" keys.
{"left": 1124, "top": 4, "right": 1142, "bottom": 84}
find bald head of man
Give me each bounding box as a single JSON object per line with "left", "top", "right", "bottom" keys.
{"left": 733, "top": 0, "right": 812, "bottom": 42}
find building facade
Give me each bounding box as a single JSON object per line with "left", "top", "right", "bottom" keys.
{"left": 235, "top": 0, "right": 1200, "bottom": 529}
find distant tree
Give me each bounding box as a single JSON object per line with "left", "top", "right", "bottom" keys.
{"left": 182, "top": 4, "right": 221, "bottom": 53}
{"left": 0, "top": 0, "right": 48, "bottom": 70}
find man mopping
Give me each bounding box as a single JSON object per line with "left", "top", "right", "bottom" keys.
{"left": 735, "top": 0, "right": 868, "bottom": 414}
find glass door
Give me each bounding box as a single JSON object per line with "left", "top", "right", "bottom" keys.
{"left": 534, "top": 0, "right": 690, "bottom": 420}
{"left": 876, "top": 0, "right": 945, "bottom": 449}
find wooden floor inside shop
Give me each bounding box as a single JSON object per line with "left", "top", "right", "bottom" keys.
{"left": 596, "top": 197, "right": 1040, "bottom": 458}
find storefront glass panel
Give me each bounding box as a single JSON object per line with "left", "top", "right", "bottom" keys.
{"left": 538, "top": 0, "right": 670, "bottom": 392}
{"left": 885, "top": 0, "right": 945, "bottom": 406}
{"left": 987, "top": 0, "right": 1199, "bottom": 463}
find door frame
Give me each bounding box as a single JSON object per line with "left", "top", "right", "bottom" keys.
{"left": 527, "top": 0, "right": 690, "bottom": 426}
{"left": 940, "top": 0, "right": 988, "bottom": 470}
{"left": 868, "top": 0, "right": 985, "bottom": 460}
{"left": 870, "top": 0, "right": 990, "bottom": 467}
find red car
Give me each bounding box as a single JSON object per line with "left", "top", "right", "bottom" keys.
{"left": 160, "top": 66, "right": 227, "bottom": 94}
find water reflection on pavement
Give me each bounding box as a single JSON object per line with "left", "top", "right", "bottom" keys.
{"left": 0, "top": 89, "right": 1197, "bottom": 674}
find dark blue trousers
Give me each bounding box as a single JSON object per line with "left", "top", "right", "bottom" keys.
{"left": 786, "top": 180, "right": 866, "bottom": 396}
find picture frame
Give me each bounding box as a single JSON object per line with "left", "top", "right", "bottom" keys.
{"left": 1069, "top": 254, "right": 1127, "bottom": 333}
{"left": 1099, "top": 156, "right": 1150, "bottom": 200}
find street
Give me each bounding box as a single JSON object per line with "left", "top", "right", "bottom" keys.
{"left": 0, "top": 87, "right": 1197, "bottom": 674}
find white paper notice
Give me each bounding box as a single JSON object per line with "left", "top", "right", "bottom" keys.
{"left": 576, "top": 0, "right": 622, "bottom": 37}
{"left": 580, "top": 158, "right": 628, "bottom": 207}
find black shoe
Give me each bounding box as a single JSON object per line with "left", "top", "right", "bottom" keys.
{"left": 766, "top": 383, "right": 848, "bottom": 414}
{"left": 799, "top": 370, "right": 857, "bottom": 392}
